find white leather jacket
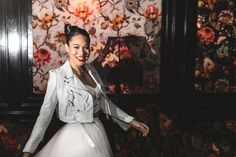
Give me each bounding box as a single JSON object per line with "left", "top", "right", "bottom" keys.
{"left": 23, "top": 60, "right": 134, "bottom": 153}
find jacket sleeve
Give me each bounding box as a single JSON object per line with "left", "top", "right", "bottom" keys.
{"left": 104, "top": 96, "right": 134, "bottom": 131}
{"left": 23, "top": 71, "right": 58, "bottom": 153}
{"left": 88, "top": 64, "right": 134, "bottom": 130}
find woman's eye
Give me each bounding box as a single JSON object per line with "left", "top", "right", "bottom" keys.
{"left": 84, "top": 47, "right": 89, "bottom": 50}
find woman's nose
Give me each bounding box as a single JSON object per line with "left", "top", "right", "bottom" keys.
{"left": 77, "top": 47, "right": 85, "bottom": 55}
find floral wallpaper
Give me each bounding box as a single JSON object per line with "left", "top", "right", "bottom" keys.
{"left": 195, "top": 0, "right": 236, "bottom": 93}
{"left": 1, "top": 108, "right": 236, "bottom": 157}
{"left": 109, "top": 102, "right": 236, "bottom": 157}
{"left": 32, "top": 0, "right": 162, "bottom": 94}
{"left": 0, "top": 121, "right": 30, "bottom": 157}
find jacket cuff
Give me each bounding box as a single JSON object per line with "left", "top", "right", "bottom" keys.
{"left": 22, "top": 143, "right": 36, "bottom": 154}
{"left": 124, "top": 115, "right": 134, "bottom": 123}
{"left": 113, "top": 116, "right": 134, "bottom": 131}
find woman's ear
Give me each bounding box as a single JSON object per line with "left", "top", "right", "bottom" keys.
{"left": 65, "top": 43, "right": 69, "bottom": 53}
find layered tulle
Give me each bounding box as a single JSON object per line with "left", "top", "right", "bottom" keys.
{"left": 34, "top": 118, "right": 113, "bottom": 157}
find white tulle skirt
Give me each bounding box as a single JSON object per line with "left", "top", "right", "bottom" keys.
{"left": 34, "top": 118, "right": 113, "bottom": 157}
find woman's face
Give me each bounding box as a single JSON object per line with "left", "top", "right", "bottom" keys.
{"left": 65, "top": 34, "right": 90, "bottom": 67}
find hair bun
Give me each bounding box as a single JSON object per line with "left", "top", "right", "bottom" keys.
{"left": 64, "top": 24, "right": 71, "bottom": 35}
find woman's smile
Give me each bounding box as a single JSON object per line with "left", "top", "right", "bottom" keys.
{"left": 66, "top": 34, "right": 90, "bottom": 67}
{"left": 76, "top": 56, "right": 86, "bottom": 62}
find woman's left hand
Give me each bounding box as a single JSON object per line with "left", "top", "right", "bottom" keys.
{"left": 129, "top": 119, "right": 149, "bottom": 137}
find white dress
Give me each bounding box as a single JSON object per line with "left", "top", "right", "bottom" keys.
{"left": 34, "top": 85, "right": 113, "bottom": 157}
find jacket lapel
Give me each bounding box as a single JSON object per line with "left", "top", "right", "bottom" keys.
{"left": 61, "top": 60, "right": 106, "bottom": 94}
{"left": 85, "top": 64, "right": 106, "bottom": 96}
{"left": 61, "top": 60, "right": 87, "bottom": 91}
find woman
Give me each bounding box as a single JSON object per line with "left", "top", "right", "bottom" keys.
{"left": 22, "top": 24, "right": 149, "bottom": 157}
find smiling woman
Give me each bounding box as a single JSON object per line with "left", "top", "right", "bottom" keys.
{"left": 2, "top": 0, "right": 236, "bottom": 156}
{"left": 21, "top": 24, "right": 149, "bottom": 157}
{"left": 64, "top": 25, "right": 91, "bottom": 69}
{"left": 31, "top": 0, "right": 162, "bottom": 94}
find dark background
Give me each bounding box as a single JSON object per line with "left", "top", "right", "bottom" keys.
{"left": 0, "top": 0, "right": 235, "bottom": 134}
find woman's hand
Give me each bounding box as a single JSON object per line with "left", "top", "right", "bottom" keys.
{"left": 129, "top": 119, "right": 149, "bottom": 137}
{"left": 22, "top": 152, "right": 32, "bottom": 157}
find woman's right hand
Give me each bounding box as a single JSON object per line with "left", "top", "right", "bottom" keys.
{"left": 22, "top": 152, "right": 32, "bottom": 157}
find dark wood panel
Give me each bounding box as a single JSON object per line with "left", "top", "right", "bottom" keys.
{"left": 183, "top": 0, "right": 198, "bottom": 95}
{"left": 20, "top": 0, "right": 32, "bottom": 100}
{"left": 176, "top": 0, "right": 198, "bottom": 123}
{"left": 160, "top": 0, "right": 176, "bottom": 95}
{"left": 0, "top": 0, "right": 33, "bottom": 106}
{"left": 0, "top": 0, "right": 7, "bottom": 102}
{"left": 6, "top": 0, "right": 22, "bottom": 106}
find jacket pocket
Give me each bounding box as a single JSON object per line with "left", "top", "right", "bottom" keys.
{"left": 65, "top": 87, "right": 81, "bottom": 117}
{"left": 66, "top": 86, "right": 92, "bottom": 117}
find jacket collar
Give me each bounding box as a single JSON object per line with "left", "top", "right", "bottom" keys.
{"left": 61, "top": 60, "right": 105, "bottom": 95}
{"left": 61, "top": 60, "right": 74, "bottom": 79}
{"left": 85, "top": 65, "right": 107, "bottom": 96}
{"left": 61, "top": 60, "right": 97, "bottom": 79}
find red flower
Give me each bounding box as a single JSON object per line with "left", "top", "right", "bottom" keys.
{"left": 120, "top": 45, "right": 132, "bottom": 59}
{"left": 33, "top": 48, "right": 51, "bottom": 65}
{"left": 74, "top": 3, "right": 93, "bottom": 21}
{"left": 1, "top": 132, "right": 19, "bottom": 150}
{"left": 226, "top": 120, "right": 236, "bottom": 133}
{"left": 144, "top": 5, "right": 161, "bottom": 21}
{"left": 197, "top": 27, "right": 215, "bottom": 45}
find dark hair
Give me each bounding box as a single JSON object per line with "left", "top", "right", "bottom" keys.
{"left": 64, "top": 24, "right": 90, "bottom": 45}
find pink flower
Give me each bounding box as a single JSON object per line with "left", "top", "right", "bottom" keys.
{"left": 102, "top": 52, "right": 119, "bottom": 68}
{"left": 34, "top": 48, "right": 51, "bottom": 65}
{"left": 197, "top": 27, "right": 215, "bottom": 45}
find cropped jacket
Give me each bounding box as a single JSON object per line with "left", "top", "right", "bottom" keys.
{"left": 23, "top": 60, "right": 134, "bottom": 153}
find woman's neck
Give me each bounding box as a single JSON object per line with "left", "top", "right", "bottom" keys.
{"left": 69, "top": 60, "right": 85, "bottom": 76}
